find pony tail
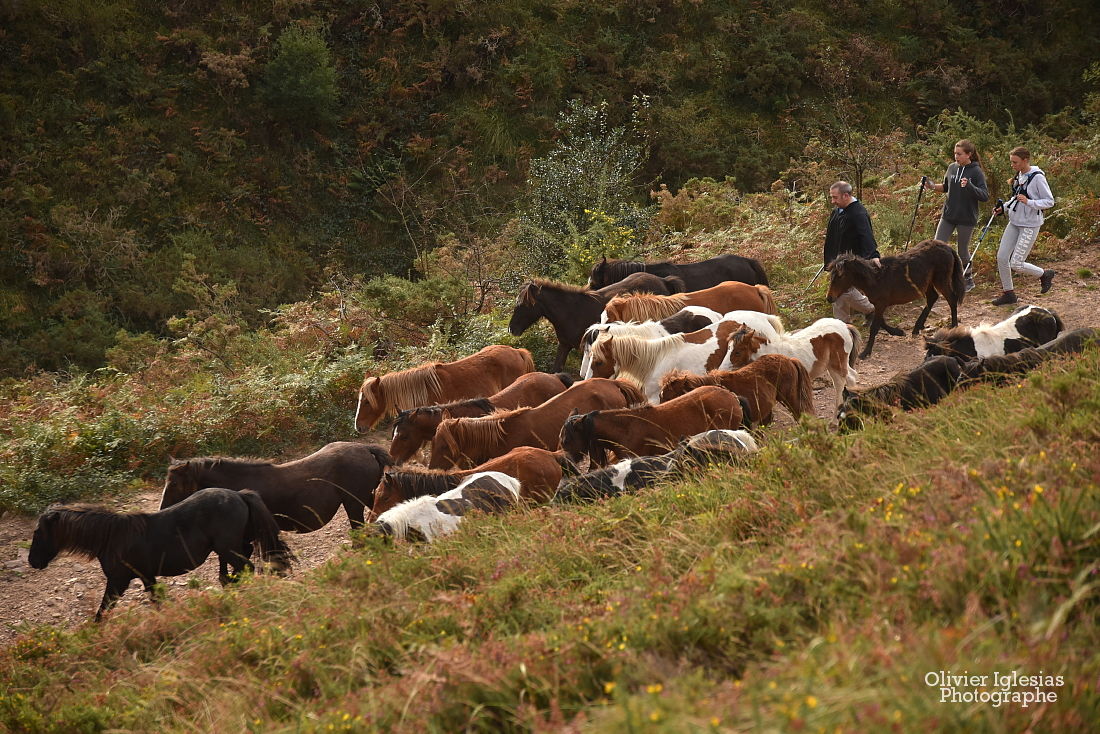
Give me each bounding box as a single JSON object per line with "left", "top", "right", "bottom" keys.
{"left": 370, "top": 445, "right": 394, "bottom": 469}
{"left": 846, "top": 325, "right": 863, "bottom": 367}
{"left": 758, "top": 285, "right": 778, "bottom": 315}
{"left": 664, "top": 275, "right": 687, "bottom": 294}
{"left": 518, "top": 348, "right": 536, "bottom": 375}
{"left": 794, "top": 361, "right": 814, "bottom": 417}
{"left": 240, "top": 490, "right": 295, "bottom": 574}
{"left": 615, "top": 379, "right": 647, "bottom": 407}
{"left": 951, "top": 250, "right": 966, "bottom": 306}
{"left": 554, "top": 372, "right": 576, "bottom": 388}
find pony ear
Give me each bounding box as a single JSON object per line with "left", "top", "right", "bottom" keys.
{"left": 569, "top": 407, "right": 579, "bottom": 416}
{"left": 600, "top": 256, "right": 607, "bottom": 265}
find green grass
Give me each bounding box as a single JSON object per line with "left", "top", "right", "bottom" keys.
{"left": 2, "top": 349, "right": 1098, "bottom": 731}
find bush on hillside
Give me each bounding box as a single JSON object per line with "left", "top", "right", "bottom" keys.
{"left": 259, "top": 24, "right": 338, "bottom": 130}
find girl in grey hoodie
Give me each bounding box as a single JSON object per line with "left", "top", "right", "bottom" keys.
{"left": 991, "top": 146, "right": 1056, "bottom": 306}
{"left": 925, "top": 139, "right": 989, "bottom": 291}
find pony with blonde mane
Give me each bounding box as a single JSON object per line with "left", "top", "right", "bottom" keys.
{"left": 429, "top": 378, "right": 645, "bottom": 469}
{"left": 354, "top": 344, "right": 534, "bottom": 431}
{"left": 587, "top": 315, "right": 784, "bottom": 402}
{"left": 601, "top": 281, "right": 777, "bottom": 324}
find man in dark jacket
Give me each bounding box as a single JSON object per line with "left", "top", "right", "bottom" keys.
{"left": 823, "top": 181, "right": 879, "bottom": 323}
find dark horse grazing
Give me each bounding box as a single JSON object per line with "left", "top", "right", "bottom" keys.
{"left": 508, "top": 272, "right": 684, "bottom": 372}
{"left": 587, "top": 254, "right": 769, "bottom": 290}
{"left": 160, "top": 442, "right": 392, "bottom": 535}
{"left": 827, "top": 239, "right": 965, "bottom": 358}
{"left": 29, "top": 488, "right": 294, "bottom": 622}
{"left": 389, "top": 372, "right": 573, "bottom": 464}
{"left": 836, "top": 355, "right": 964, "bottom": 432}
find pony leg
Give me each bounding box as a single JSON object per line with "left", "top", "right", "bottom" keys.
{"left": 861, "top": 318, "right": 881, "bottom": 359}
{"left": 912, "top": 289, "right": 939, "bottom": 334}
{"left": 95, "top": 575, "right": 131, "bottom": 623}
{"left": 551, "top": 341, "right": 572, "bottom": 373}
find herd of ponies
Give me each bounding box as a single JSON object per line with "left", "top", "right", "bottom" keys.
{"left": 27, "top": 242, "right": 1098, "bottom": 621}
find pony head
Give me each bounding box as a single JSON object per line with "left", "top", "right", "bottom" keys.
{"left": 725, "top": 327, "right": 767, "bottom": 368}
{"left": 160, "top": 460, "right": 201, "bottom": 510}
{"left": 587, "top": 256, "right": 610, "bottom": 289}
{"left": 509, "top": 282, "right": 544, "bottom": 336}
{"left": 28, "top": 509, "right": 61, "bottom": 569}
{"left": 825, "top": 255, "right": 860, "bottom": 303}
{"left": 559, "top": 412, "right": 592, "bottom": 465}
{"left": 587, "top": 335, "right": 618, "bottom": 379}
{"left": 355, "top": 376, "right": 384, "bottom": 432}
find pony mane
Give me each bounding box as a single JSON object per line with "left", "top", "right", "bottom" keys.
{"left": 446, "top": 410, "right": 513, "bottom": 449}
{"left": 47, "top": 505, "right": 149, "bottom": 561}
{"left": 369, "top": 363, "right": 443, "bottom": 415}
{"left": 441, "top": 397, "right": 495, "bottom": 414}
{"left": 185, "top": 456, "right": 276, "bottom": 470}
{"left": 383, "top": 468, "right": 462, "bottom": 499}
{"left": 602, "top": 260, "right": 646, "bottom": 282}
{"left": 659, "top": 369, "right": 713, "bottom": 394}
{"left": 607, "top": 293, "right": 685, "bottom": 322}
{"left": 832, "top": 253, "right": 878, "bottom": 280}
{"left": 592, "top": 333, "right": 687, "bottom": 385}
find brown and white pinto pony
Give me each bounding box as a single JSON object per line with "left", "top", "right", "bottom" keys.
{"left": 429, "top": 378, "right": 646, "bottom": 469}
{"left": 559, "top": 385, "right": 749, "bottom": 467}
{"left": 355, "top": 344, "right": 535, "bottom": 431}
{"left": 369, "top": 446, "right": 570, "bottom": 520}
{"left": 586, "top": 314, "right": 782, "bottom": 403}
{"left": 658, "top": 353, "right": 814, "bottom": 424}
{"left": 388, "top": 372, "right": 573, "bottom": 463}
{"left": 601, "top": 281, "right": 777, "bottom": 324}
{"left": 724, "top": 319, "right": 861, "bottom": 413}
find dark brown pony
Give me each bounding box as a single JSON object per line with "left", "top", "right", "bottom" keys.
{"left": 588, "top": 254, "right": 769, "bottom": 290}
{"left": 827, "top": 239, "right": 964, "bottom": 358}
{"left": 602, "top": 281, "right": 778, "bottom": 323}
{"left": 658, "top": 353, "right": 814, "bottom": 424}
{"left": 369, "top": 446, "right": 570, "bottom": 519}
{"left": 160, "top": 442, "right": 392, "bottom": 534}
{"left": 389, "top": 372, "right": 573, "bottom": 463}
{"left": 559, "top": 385, "right": 749, "bottom": 467}
{"left": 355, "top": 344, "right": 535, "bottom": 431}
{"left": 508, "top": 272, "right": 684, "bottom": 372}
{"left": 429, "top": 378, "right": 646, "bottom": 469}
{"left": 837, "top": 355, "right": 964, "bottom": 431}
{"left": 30, "top": 488, "right": 294, "bottom": 622}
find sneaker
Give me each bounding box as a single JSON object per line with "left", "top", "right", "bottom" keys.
{"left": 1040, "top": 269, "right": 1056, "bottom": 294}
{"left": 991, "top": 290, "right": 1018, "bottom": 306}
{"left": 964, "top": 276, "right": 976, "bottom": 293}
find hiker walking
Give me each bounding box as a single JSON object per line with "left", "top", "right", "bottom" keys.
{"left": 991, "top": 147, "right": 1056, "bottom": 306}
{"left": 823, "top": 181, "right": 879, "bottom": 323}
{"left": 924, "top": 139, "right": 989, "bottom": 292}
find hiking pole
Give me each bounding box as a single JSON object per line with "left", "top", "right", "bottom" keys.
{"left": 807, "top": 263, "right": 825, "bottom": 289}
{"left": 964, "top": 198, "right": 1004, "bottom": 278}
{"left": 903, "top": 175, "right": 928, "bottom": 250}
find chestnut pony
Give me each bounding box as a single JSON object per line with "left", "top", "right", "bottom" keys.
{"left": 354, "top": 344, "right": 535, "bottom": 431}
{"left": 827, "top": 239, "right": 964, "bottom": 358}
{"left": 658, "top": 353, "right": 814, "bottom": 424}
{"left": 724, "top": 319, "right": 860, "bottom": 412}
{"left": 429, "top": 378, "right": 645, "bottom": 469}
{"left": 601, "top": 281, "right": 777, "bottom": 324}
{"left": 389, "top": 372, "right": 573, "bottom": 463}
{"left": 369, "top": 446, "right": 570, "bottom": 520}
{"left": 559, "top": 385, "right": 749, "bottom": 467}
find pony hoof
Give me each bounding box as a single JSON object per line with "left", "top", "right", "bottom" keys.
{"left": 859, "top": 349, "right": 872, "bottom": 360}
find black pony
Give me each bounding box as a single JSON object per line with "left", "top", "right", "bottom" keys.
{"left": 827, "top": 240, "right": 964, "bottom": 358}
{"left": 1038, "top": 327, "right": 1099, "bottom": 355}
{"left": 508, "top": 272, "right": 683, "bottom": 372}
{"left": 837, "top": 355, "right": 964, "bottom": 431}
{"left": 587, "top": 254, "right": 769, "bottom": 290}
{"left": 29, "top": 488, "right": 294, "bottom": 622}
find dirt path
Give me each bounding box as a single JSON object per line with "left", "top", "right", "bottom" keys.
{"left": 2, "top": 249, "right": 1097, "bottom": 645}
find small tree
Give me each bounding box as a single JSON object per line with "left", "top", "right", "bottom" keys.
{"left": 515, "top": 98, "right": 653, "bottom": 279}
{"left": 259, "top": 25, "right": 338, "bottom": 130}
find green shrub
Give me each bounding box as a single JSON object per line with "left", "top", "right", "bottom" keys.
{"left": 259, "top": 24, "right": 338, "bottom": 130}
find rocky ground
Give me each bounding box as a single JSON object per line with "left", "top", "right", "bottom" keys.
{"left": 2, "top": 248, "right": 1097, "bottom": 645}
